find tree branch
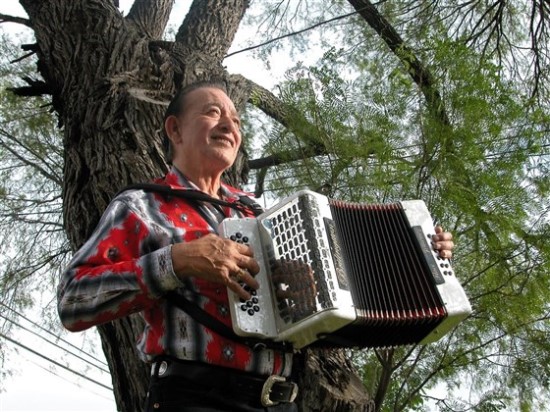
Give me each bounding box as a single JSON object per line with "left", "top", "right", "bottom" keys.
{"left": 7, "top": 76, "right": 52, "bottom": 98}
{"left": 347, "top": 0, "right": 451, "bottom": 126}
{"left": 175, "top": 0, "right": 250, "bottom": 61}
{"left": 228, "top": 74, "right": 332, "bottom": 196}
{"left": 373, "top": 348, "right": 395, "bottom": 411}
{"left": 0, "top": 128, "right": 62, "bottom": 186}
{"left": 230, "top": 74, "right": 328, "bottom": 149}
{"left": 0, "top": 13, "right": 31, "bottom": 27}
{"left": 529, "top": 0, "right": 549, "bottom": 99}
{"left": 126, "top": 0, "right": 174, "bottom": 39}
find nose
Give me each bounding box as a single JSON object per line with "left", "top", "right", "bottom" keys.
{"left": 218, "top": 114, "right": 239, "bottom": 135}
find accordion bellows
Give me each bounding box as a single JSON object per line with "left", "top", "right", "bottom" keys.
{"left": 219, "top": 190, "right": 471, "bottom": 349}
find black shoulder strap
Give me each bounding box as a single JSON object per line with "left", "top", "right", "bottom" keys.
{"left": 166, "top": 292, "right": 290, "bottom": 352}
{"left": 234, "top": 194, "right": 264, "bottom": 217}
{"left": 118, "top": 183, "right": 263, "bottom": 217}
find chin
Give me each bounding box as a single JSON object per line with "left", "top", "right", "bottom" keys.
{"left": 207, "top": 153, "right": 237, "bottom": 172}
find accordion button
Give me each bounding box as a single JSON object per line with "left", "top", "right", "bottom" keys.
{"left": 236, "top": 232, "right": 242, "bottom": 239}
{"left": 243, "top": 237, "right": 249, "bottom": 243}
{"left": 247, "top": 309, "right": 255, "bottom": 316}
{"left": 241, "top": 305, "right": 248, "bottom": 311}
{"left": 253, "top": 306, "right": 260, "bottom": 312}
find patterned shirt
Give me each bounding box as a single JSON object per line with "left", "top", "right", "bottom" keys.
{"left": 57, "top": 167, "right": 293, "bottom": 376}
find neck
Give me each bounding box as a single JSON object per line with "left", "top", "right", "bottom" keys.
{"left": 173, "top": 161, "right": 223, "bottom": 198}
{"left": 192, "top": 175, "right": 223, "bottom": 198}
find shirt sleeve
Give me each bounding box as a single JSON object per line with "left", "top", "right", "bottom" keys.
{"left": 57, "top": 196, "right": 184, "bottom": 332}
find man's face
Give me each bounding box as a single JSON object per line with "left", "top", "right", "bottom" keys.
{"left": 168, "top": 87, "right": 242, "bottom": 173}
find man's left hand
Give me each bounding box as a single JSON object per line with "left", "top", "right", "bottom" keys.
{"left": 432, "top": 226, "right": 454, "bottom": 259}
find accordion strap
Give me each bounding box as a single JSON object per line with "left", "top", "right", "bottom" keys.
{"left": 166, "top": 291, "right": 291, "bottom": 352}
{"left": 118, "top": 183, "right": 263, "bottom": 217}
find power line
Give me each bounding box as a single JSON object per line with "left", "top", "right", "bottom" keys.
{"left": 0, "top": 312, "right": 110, "bottom": 374}
{"left": 0, "top": 301, "right": 108, "bottom": 367}
{"left": 225, "top": 5, "right": 370, "bottom": 59}
{"left": 0, "top": 332, "right": 113, "bottom": 391}
{"left": 20, "top": 352, "right": 115, "bottom": 402}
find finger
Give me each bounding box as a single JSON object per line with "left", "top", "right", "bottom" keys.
{"left": 433, "top": 231, "right": 453, "bottom": 242}
{"left": 235, "top": 268, "right": 260, "bottom": 290}
{"left": 227, "top": 279, "right": 252, "bottom": 301}
{"left": 432, "top": 241, "right": 454, "bottom": 259}
{"left": 233, "top": 242, "right": 255, "bottom": 257}
{"left": 237, "top": 256, "right": 260, "bottom": 276}
{"left": 437, "top": 248, "right": 453, "bottom": 259}
{"left": 433, "top": 240, "right": 455, "bottom": 251}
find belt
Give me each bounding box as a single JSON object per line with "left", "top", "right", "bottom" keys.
{"left": 151, "top": 359, "right": 298, "bottom": 407}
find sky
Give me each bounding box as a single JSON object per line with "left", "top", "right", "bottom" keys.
{"left": 0, "top": 1, "right": 317, "bottom": 411}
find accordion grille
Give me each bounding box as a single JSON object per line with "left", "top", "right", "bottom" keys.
{"left": 328, "top": 200, "right": 446, "bottom": 347}
{"left": 267, "top": 196, "right": 335, "bottom": 324}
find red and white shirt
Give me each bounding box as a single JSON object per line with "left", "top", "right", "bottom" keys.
{"left": 57, "top": 167, "right": 293, "bottom": 376}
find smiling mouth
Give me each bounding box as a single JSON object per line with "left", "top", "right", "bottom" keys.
{"left": 211, "top": 135, "right": 233, "bottom": 146}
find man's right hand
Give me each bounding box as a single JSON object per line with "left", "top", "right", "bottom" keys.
{"left": 170, "top": 233, "right": 260, "bottom": 300}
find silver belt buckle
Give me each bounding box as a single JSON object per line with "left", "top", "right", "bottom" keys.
{"left": 260, "top": 375, "right": 298, "bottom": 407}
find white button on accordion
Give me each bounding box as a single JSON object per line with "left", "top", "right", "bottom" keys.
{"left": 219, "top": 190, "right": 471, "bottom": 349}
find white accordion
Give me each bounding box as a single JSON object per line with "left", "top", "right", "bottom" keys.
{"left": 219, "top": 190, "right": 471, "bottom": 349}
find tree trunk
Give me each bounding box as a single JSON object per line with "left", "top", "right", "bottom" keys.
{"left": 18, "top": 0, "right": 372, "bottom": 410}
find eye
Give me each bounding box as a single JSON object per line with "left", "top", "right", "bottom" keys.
{"left": 206, "top": 106, "right": 221, "bottom": 116}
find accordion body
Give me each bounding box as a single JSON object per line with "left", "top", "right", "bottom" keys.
{"left": 219, "top": 190, "right": 471, "bottom": 349}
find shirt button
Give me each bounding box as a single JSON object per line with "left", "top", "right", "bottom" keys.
{"left": 107, "top": 247, "right": 119, "bottom": 260}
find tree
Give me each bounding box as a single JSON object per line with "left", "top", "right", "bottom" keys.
{"left": 1, "top": 0, "right": 549, "bottom": 411}
{"left": 2, "top": 1, "right": 373, "bottom": 411}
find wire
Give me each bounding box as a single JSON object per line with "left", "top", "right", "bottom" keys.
{"left": 225, "top": 5, "right": 370, "bottom": 59}
{"left": 0, "top": 301, "right": 108, "bottom": 367}
{"left": 0, "top": 332, "right": 113, "bottom": 391}
{"left": 0, "top": 312, "right": 110, "bottom": 374}
{"left": 20, "top": 352, "right": 115, "bottom": 402}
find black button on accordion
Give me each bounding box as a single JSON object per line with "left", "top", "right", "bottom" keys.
{"left": 219, "top": 190, "right": 471, "bottom": 349}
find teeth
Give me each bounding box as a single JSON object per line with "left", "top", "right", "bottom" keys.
{"left": 213, "top": 136, "right": 232, "bottom": 145}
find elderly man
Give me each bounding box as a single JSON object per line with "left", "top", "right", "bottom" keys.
{"left": 57, "top": 80, "right": 454, "bottom": 411}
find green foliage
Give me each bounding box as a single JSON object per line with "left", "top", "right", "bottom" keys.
{"left": 244, "top": 1, "right": 550, "bottom": 411}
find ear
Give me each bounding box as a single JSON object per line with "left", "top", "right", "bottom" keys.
{"left": 164, "top": 115, "right": 183, "bottom": 144}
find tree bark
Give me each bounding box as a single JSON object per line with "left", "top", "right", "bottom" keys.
{"left": 18, "top": 0, "right": 372, "bottom": 410}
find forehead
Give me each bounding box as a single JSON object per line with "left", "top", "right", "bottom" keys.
{"left": 183, "top": 87, "right": 237, "bottom": 114}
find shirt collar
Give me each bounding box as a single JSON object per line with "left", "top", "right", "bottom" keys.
{"left": 166, "top": 166, "right": 241, "bottom": 201}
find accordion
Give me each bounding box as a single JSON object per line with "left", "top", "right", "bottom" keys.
{"left": 219, "top": 190, "right": 471, "bottom": 349}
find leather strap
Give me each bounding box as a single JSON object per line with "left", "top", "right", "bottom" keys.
{"left": 166, "top": 291, "right": 291, "bottom": 352}
{"left": 118, "top": 183, "right": 263, "bottom": 217}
